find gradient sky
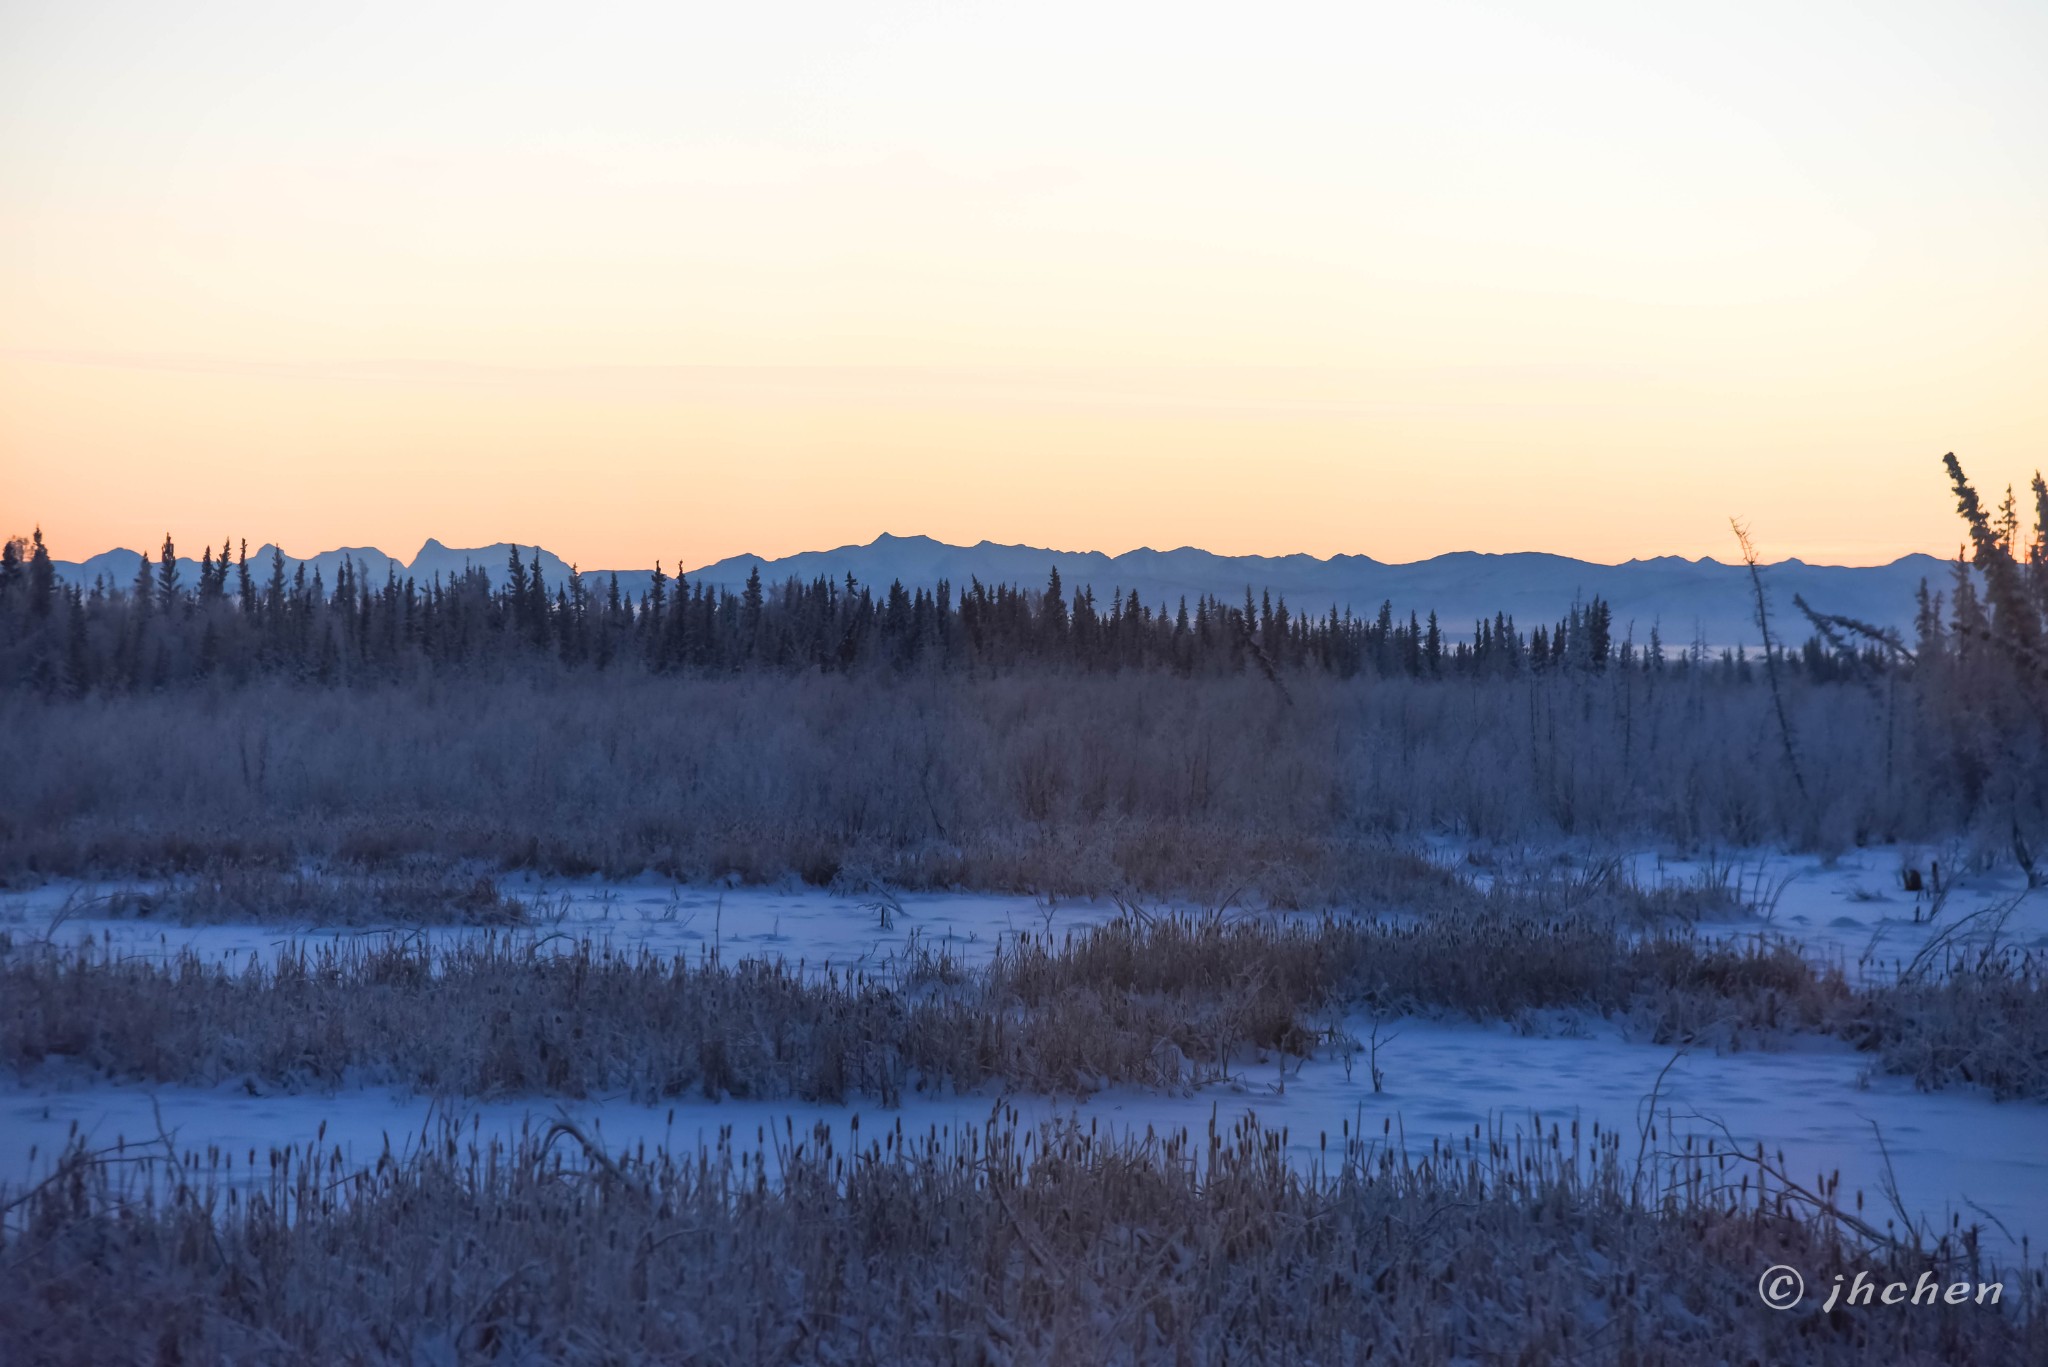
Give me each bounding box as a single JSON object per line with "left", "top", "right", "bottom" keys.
{"left": 3, "top": 0, "right": 2044, "bottom": 570}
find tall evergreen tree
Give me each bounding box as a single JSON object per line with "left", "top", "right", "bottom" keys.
{"left": 1042, "top": 567, "right": 1068, "bottom": 637}
{"left": 0, "top": 535, "right": 22, "bottom": 615}
{"left": 156, "top": 534, "right": 182, "bottom": 612}
{"left": 28, "top": 527, "right": 55, "bottom": 619}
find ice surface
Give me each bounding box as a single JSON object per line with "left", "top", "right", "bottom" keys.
{"left": 5, "top": 853, "right": 2043, "bottom": 1258}
{"left": 12, "top": 851, "right": 2038, "bottom": 982}
{"left": 0, "top": 875, "right": 1134, "bottom": 977}
{"left": 1434, "top": 839, "right": 2048, "bottom": 977}
{"left": 4, "top": 1018, "right": 2041, "bottom": 1256}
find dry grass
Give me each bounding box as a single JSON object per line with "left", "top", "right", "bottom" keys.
{"left": 4, "top": 860, "right": 2030, "bottom": 1105}
{"left": 1006, "top": 901, "right": 1848, "bottom": 1050}
{"left": 0, "top": 898, "right": 1917, "bottom": 1104}
{"left": 3, "top": 1108, "right": 2036, "bottom": 1364}
{"left": 1851, "top": 948, "right": 2048, "bottom": 1101}
{"left": 0, "top": 670, "right": 1956, "bottom": 896}
{"left": 88, "top": 864, "right": 531, "bottom": 926}
{"left": 0, "top": 932, "right": 1257, "bottom": 1102}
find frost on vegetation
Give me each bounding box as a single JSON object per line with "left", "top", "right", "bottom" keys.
{"left": 7, "top": 883, "right": 2041, "bottom": 1104}
{"left": 4, "top": 1105, "right": 2040, "bottom": 1364}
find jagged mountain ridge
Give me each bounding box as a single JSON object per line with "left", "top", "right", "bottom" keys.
{"left": 53, "top": 533, "right": 1951, "bottom": 648}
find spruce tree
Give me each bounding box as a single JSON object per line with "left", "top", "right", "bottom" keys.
{"left": 1946, "top": 453, "right": 2041, "bottom": 656}
{"left": 130, "top": 551, "right": 154, "bottom": 615}
{"left": 525, "top": 550, "right": 549, "bottom": 649}
{"left": 1588, "top": 597, "right": 1612, "bottom": 670}
{"left": 742, "top": 565, "right": 764, "bottom": 656}
{"left": 64, "top": 593, "right": 90, "bottom": 696}
{"left": 28, "top": 528, "right": 54, "bottom": 619}
{"left": 1043, "top": 567, "right": 1068, "bottom": 637}
{"left": 156, "top": 534, "right": 181, "bottom": 612}
{"left": 0, "top": 535, "right": 21, "bottom": 612}
{"left": 504, "top": 546, "right": 528, "bottom": 638}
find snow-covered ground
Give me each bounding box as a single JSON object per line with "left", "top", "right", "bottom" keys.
{"left": 0, "top": 875, "right": 1134, "bottom": 977}
{"left": 1443, "top": 839, "right": 2048, "bottom": 976}
{"left": 1633, "top": 848, "right": 2045, "bottom": 970}
{"left": 9, "top": 849, "right": 2039, "bottom": 981}
{"left": 6, "top": 1017, "right": 2041, "bottom": 1256}
{"left": 4, "top": 850, "right": 2043, "bottom": 1259}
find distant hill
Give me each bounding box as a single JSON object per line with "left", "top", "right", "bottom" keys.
{"left": 53, "top": 534, "right": 1953, "bottom": 649}
{"left": 58, "top": 540, "right": 575, "bottom": 601}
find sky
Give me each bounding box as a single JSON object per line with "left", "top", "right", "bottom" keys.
{"left": 2, "top": 0, "right": 2044, "bottom": 570}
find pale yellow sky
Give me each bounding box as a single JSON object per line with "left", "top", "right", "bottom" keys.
{"left": 3, "top": 0, "right": 2044, "bottom": 568}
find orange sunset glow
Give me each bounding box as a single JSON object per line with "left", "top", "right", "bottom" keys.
{"left": 4, "top": 0, "right": 2044, "bottom": 569}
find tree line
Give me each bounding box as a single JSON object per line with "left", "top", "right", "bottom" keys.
{"left": 0, "top": 456, "right": 2041, "bottom": 872}
{"left": 1, "top": 457, "right": 2037, "bottom": 709}
{"left": 0, "top": 531, "right": 1903, "bottom": 694}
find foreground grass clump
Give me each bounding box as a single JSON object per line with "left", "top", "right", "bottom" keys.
{"left": 1850, "top": 947, "right": 2048, "bottom": 1101}
{"left": 5, "top": 938, "right": 985, "bottom": 1102}
{"left": 3, "top": 1111, "right": 2036, "bottom": 1365}
{"left": 2, "top": 932, "right": 1273, "bottom": 1101}
{"left": 1007, "top": 900, "right": 1848, "bottom": 1045}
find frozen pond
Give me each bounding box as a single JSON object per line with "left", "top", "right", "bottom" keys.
{"left": 1442, "top": 840, "right": 2048, "bottom": 975}
{"left": 1635, "top": 851, "right": 2044, "bottom": 973}
{"left": 0, "top": 875, "right": 1136, "bottom": 977}
{"left": 6, "top": 1016, "right": 2042, "bottom": 1258}
{"left": 4, "top": 851, "right": 2043, "bottom": 1260}
{"left": 8, "top": 846, "right": 2041, "bottom": 980}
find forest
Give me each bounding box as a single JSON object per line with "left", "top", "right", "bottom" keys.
{"left": 1, "top": 456, "right": 2042, "bottom": 891}
{"left": 0, "top": 524, "right": 1913, "bottom": 691}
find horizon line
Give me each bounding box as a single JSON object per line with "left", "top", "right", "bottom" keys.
{"left": 39, "top": 529, "right": 1957, "bottom": 579}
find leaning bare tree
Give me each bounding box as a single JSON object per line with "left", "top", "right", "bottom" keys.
{"left": 1730, "top": 517, "right": 1810, "bottom": 807}
{"left": 1805, "top": 454, "right": 2047, "bottom": 882}
{"left": 1937, "top": 455, "right": 2048, "bottom": 883}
